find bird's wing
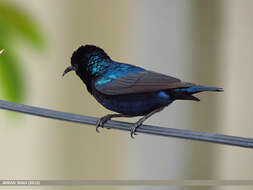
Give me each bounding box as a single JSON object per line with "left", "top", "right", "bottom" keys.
{"left": 94, "top": 70, "right": 195, "bottom": 95}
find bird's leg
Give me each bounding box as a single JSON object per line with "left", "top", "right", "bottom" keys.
{"left": 131, "top": 106, "right": 166, "bottom": 138}
{"left": 96, "top": 113, "right": 132, "bottom": 132}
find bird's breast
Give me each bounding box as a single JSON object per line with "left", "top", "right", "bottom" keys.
{"left": 92, "top": 89, "right": 173, "bottom": 116}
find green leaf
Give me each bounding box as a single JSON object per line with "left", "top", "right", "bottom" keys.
{"left": 0, "top": 1, "right": 46, "bottom": 103}
{"left": 0, "top": 49, "right": 25, "bottom": 103}
{"left": 0, "top": 2, "right": 45, "bottom": 50}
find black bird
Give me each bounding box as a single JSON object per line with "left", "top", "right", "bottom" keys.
{"left": 63, "top": 45, "right": 223, "bottom": 137}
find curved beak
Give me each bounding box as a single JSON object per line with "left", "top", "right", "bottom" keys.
{"left": 62, "top": 65, "right": 77, "bottom": 77}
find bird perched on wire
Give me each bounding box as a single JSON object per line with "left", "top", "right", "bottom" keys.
{"left": 63, "top": 45, "right": 223, "bottom": 137}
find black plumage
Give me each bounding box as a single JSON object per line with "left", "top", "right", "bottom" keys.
{"left": 63, "top": 45, "right": 223, "bottom": 137}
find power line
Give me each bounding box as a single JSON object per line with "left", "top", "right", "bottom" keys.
{"left": 0, "top": 99, "right": 252, "bottom": 148}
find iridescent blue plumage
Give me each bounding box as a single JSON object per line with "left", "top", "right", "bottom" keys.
{"left": 95, "top": 61, "right": 144, "bottom": 86}
{"left": 63, "top": 45, "right": 223, "bottom": 137}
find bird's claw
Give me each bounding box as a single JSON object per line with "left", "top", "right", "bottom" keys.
{"left": 130, "top": 123, "right": 140, "bottom": 138}
{"left": 96, "top": 120, "right": 102, "bottom": 133}
{"left": 96, "top": 115, "right": 112, "bottom": 133}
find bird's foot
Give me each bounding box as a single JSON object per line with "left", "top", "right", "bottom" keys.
{"left": 130, "top": 121, "right": 143, "bottom": 138}
{"left": 96, "top": 115, "right": 112, "bottom": 133}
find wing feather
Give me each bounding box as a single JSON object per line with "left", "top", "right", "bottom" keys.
{"left": 95, "top": 70, "right": 194, "bottom": 95}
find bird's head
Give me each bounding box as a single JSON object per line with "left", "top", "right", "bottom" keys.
{"left": 63, "top": 45, "right": 111, "bottom": 92}
{"left": 63, "top": 45, "right": 110, "bottom": 78}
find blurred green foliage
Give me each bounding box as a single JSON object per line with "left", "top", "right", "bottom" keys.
{"left": 0, "top": 1, "right": 45, "bottom": 102}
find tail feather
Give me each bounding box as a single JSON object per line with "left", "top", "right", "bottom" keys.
{"left": 174, "top": 85, "right": 223, "bottom": 94}
{"left": 174, "top": 93, "right": 200, "bottom": 101}
{"left": 172, "top": 85, "right": 223, "bottom": 101}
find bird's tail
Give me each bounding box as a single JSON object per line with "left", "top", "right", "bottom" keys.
{"left": 181, "top": 85, "right": 223, "bottom": 94}
{"left": 172, "top": 85, "right": 223, "bottom": 101}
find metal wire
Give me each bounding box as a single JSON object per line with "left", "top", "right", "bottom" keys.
{"left": 0, "top": 99, "right": 253, "bottom": 148}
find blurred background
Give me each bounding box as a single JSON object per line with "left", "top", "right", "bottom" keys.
{"left": 0, "top": 0, "right": 252, "bottom": 190}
